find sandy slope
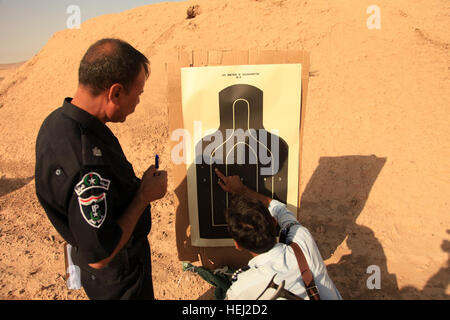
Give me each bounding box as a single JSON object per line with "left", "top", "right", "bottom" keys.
{"left": 0, "top": 63, "right": 21, "bottom": 82}
{"left": 0, "top": 0, "right": 448, "bottom": 299}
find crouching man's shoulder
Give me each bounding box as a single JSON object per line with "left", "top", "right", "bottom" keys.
{"left": 226, "top": 267, "right": 272, "bottom": 300}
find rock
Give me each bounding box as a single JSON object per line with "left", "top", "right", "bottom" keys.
{"left": 187, "top": 5, "right": 200, "bottom": 19}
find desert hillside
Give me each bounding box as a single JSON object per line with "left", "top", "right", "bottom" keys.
{"left": 0, "top": 0, "right": 448, "bottom": 299}
{"left": 0, "top": 62, "right": 25, "bottom": 84}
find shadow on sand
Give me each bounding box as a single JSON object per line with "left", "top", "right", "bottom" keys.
{"left": 299, "top": 155, "right": 448, "bottom": 299}
{"left": 0, "top": 176, "right": 34, "bottom": 198}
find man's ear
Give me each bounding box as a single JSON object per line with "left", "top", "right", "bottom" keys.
{"left": 108, "top": 84, "right": 123, "bottom": 104}
{"left": 234, "top": 241, "right": 242, "bottom": 251}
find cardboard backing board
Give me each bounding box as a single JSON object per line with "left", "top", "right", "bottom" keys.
{"left": 167, "top": 50, "right": 310, "bottom": 269}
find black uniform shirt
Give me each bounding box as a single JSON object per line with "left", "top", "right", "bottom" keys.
{"left": 35, "top": 98, "right": 151, "bottom": 264}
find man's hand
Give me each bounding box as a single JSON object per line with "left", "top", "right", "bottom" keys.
{"left": 215, "top": 168, "right": 246, "bottom": 195}
{"left": 215, "top": 168, "right": 272, "bottom": 208}
{"left": 89, "top": 165, "right": 167, "bottom": 270}
{"left": 139, "top": 165, "right": 168, "bottom": 202}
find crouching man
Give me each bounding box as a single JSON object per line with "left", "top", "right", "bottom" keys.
{"left": 214, "top": 168, "right": 342, "bottom": 300}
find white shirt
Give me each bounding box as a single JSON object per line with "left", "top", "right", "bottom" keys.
{"left": 226, "top": 200, "right": 343, "bottom": 300}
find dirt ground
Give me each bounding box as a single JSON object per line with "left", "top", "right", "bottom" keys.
{"left": 0, "top": 0, "right": 448, "bottom": 300}
{"left": 0, "top": 63, "right": 23, "bottom": 84}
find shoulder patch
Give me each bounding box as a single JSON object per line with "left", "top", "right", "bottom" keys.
{"left": 75, "top": 172, "right": 111, "bottom": 228}
{"left": 75, "top": 172, "right": 110, "bottom": 196}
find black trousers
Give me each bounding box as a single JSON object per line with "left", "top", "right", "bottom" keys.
{"left": 71, "top": 236, "right": 154, "bottom": 300}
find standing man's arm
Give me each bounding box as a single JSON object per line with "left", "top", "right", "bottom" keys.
{"left": 88, "top": 165, "right": 167, "bottom": 269}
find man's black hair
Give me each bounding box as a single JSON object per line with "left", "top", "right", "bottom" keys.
{"left": 78, "top": 38, "right": 149, "bottom": 96}
{"left": 225, "top": 195, "right": 277, "bottom": 254}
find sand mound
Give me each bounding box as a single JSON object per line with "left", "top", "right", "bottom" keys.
{"left": 0, "top": 0, "right": 448, "bottom": 299}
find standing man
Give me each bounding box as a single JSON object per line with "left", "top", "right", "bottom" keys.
{"left": 214, "top": 169, "right": 342, "bottom": 300}
{"left": 35, "top": 38, "right": 167, "bottom": 300}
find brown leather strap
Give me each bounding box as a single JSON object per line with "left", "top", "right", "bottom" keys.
{"left": 289, "top": 242, "right": 321, "bottom": 300}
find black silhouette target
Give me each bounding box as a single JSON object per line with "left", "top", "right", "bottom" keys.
{"left": 195, "top": 84, "right": 289, "bottom": 239}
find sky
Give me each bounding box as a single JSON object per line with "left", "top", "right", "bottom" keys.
{"left": 0, "top": 0, "right": 182, "bottom": 64}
